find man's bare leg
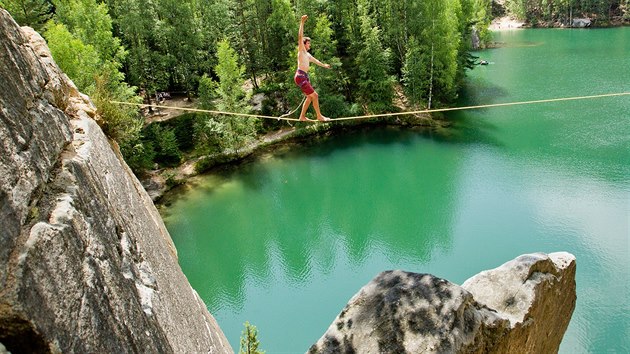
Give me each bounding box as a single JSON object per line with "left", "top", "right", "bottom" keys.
{"left": 299, "top": 95, "right": 315, "bottom": 121}
{"left": 309, "top": 92, "right": 330, "bottom": 121}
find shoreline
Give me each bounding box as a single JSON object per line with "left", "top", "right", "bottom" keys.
{"left": 144, "top": 115, "right": 446, "bottom": 206}
{"left": 489, "top": 15, "right": 629, "bottom": 31}
{"left": 142, "top": 22, "right": 627, "bottom": 205}
{"left": 489, "top": 16, "right": 525, "bottom": 31}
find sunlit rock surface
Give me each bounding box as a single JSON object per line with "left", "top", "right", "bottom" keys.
{"left": 0, "top": 9, "right": 231, "bottom": 353}
{"left": 310, "top": 252, "right": 576, "bottom": 354}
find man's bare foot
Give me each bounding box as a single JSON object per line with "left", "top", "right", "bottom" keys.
{"left": 299, "top": 116, "right": 315, "bottom": 122}
{"left": 317, "top": 116, "right": 331, "bottom": 122}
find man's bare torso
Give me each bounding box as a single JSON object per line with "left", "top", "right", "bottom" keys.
{"left": 298, "top": 49, "right": 311, "bottom": 72}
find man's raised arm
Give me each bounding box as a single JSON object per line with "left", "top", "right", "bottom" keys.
{"left": 298, "top": 15, "right": 307, "bottom": 51}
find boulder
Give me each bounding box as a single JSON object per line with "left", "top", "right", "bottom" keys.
{"left": 0, "top": 9, "right": 231, "bottom": 354}
{"left": 309, "top": 252, "right": 576, "bottom": 354}
{"left": 572, "top": 18, "right": 592, "bottom": 27}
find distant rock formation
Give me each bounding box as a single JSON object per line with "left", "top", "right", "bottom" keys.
{"left": 0, "top": 9, "right": 231, "bottom": 353}
{"left": 309, "top": 252, "right": 576, "bottom": 354}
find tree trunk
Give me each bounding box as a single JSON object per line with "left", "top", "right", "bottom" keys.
{"left": 428, "top": 42, "right": 434, "bottom": 110}
{"left": 144, "top": 89, "right": 153, "bottom": 113}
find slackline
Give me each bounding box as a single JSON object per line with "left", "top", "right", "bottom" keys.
{"left": 111, "top": 91, "right": 630, "bottom": 122}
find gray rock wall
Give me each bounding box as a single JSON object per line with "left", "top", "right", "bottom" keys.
{"left": 0, "top": 9, "right": 232, "bottom": 353}
{"left": 309, "top": 252, "right": 576, "bottom": 354}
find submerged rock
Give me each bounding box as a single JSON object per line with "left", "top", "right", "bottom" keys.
{"left": 309, "top": 252, "right": 576, "bottom": 354}
{"left": 0, "top": 9, "right": 231, "bottom": 353}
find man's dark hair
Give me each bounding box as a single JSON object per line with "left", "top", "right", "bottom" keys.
{"left": 303, "top": 37, "right": 311, "bottom": 45}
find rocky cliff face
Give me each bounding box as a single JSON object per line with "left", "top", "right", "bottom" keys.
{"left": 309, "top": 252, "right": 576, "bottom": 354}
{"left": 0, "top": 9, "right": 231, "bottom": 353}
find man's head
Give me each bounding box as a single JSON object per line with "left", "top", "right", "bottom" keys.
{"left": 303, "top": 37, "right": 311, "bottom": 50}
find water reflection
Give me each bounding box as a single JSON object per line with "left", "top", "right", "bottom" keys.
{"left": 165, "top": 129, "right": 463, "bottom": 310}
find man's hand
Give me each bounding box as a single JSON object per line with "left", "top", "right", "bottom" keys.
{"left": 301, "top": 15, "right": 308, "bottom": 22}
{"left": 324, "top": 64, "right": 331, "bottom": 69}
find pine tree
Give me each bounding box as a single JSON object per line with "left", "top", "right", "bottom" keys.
{"left": 193, "top": 73, "right": 222, "bottom": 154}
{"left": 215, "top": 39, "right": 248, "bottom": 112}
{"left": 239, "top": 321, "right": 264, "bottom": 354}
{"left": 197, "top": 39, "right": 258, "bottom": 154}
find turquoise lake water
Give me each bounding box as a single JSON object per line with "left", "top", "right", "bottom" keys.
{"left": 163, "top": 27, "right": 629, "bottom": 353}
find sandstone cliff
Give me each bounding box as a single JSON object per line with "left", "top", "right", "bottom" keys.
{"left": 0, "top": 9, "right": 231, "bottom": 353}
{"left": 309, "top": 252, "right": 576, "bottom": 353}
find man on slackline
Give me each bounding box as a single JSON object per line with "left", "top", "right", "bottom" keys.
{"left": 295, "top": 14, "right": 331, "bottom": 122}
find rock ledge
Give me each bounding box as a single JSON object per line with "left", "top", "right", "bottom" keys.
{"left": 309, "top": 252, "right": 576, "bottom": 354}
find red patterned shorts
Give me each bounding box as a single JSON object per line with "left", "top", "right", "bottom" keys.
{"left": 294, "top": 69, "right": 314, "bottom": 95}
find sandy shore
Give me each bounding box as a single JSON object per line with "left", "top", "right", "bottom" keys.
{"left": 490, "top": 16, "right": 525, "bottom": 30}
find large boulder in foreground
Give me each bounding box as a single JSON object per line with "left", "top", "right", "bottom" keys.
{"left": 309, "top": 252, "right": 576, "bottom": 354}
{"left": 0, "top": 9, "right": 231, "bottom": 353}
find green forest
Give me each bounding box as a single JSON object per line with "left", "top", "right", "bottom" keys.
{"left": 2, "top": 0, "right": 628, "bottom": 173}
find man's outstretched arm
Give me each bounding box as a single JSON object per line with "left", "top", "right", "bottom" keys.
{"left": 309, "top": 54, "right": 331, "bottom": 69}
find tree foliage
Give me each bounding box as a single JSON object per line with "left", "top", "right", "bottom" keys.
{"left": 310, "top": 14, "right": 348, "bottom": 117}
{"left": 5, "top": 0, "right": 500, "bottom": 119}
{"left": 265, "top": 0, "right": 294, "bottom": 73}
{"left": 10, "top": 0, "right": 593, "bottom": 172}
{"left": 41, "top": 0, "right": 146, "bottom": 172}
{"left": 215, "top": 39, "right": 249, "bottom": 112}
{"left": 402, "top": 36, "right": 424, "bottom": 104}
{"left": 355, "top": 6, "right": 394, "bottom": 113}
{"left": 53, "top": 0, "right": 125, "bottom": 63}
{"left": 504, "top": 0, "right": 627, "bottom": 24}
{"left": 44, "top": 21, "right": 101, "bottom": 93}
{"left": 2, "top": 0, "right": 52, "bottom": 31}
{"left": 145, "top": 124, "right": 182, "bottom": 166}
{"left": 194, "top": 39, "right": 257, "bottom": 155}
{"left": 214, "top": 39, "right": 258, "bottom": 153}
{"left": 239, "top": 321, "right": 264, "bottom": 354}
